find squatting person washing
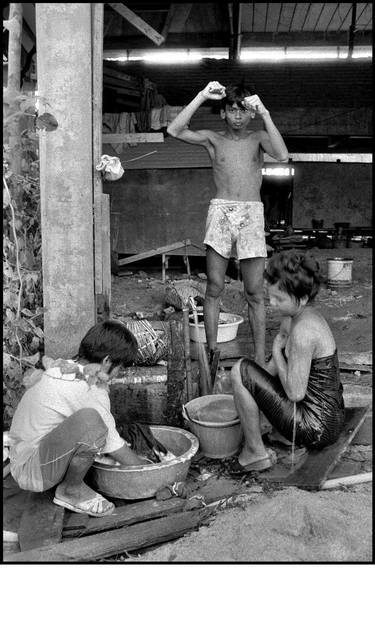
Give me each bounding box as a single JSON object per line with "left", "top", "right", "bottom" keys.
{"left": 8, "top": 320, "right": 149, "bottom": 517}
{"left": 230, "top": 249, "right": 345, "bottom": 473}
{"left": 167, "top": 80, "right": 288, "bottom": 367}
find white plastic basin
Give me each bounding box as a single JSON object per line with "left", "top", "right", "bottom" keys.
{"left": 189, "top": 310, "right": 243, "bottom": 343}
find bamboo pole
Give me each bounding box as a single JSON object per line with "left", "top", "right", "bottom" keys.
{"left": 321, "top": 472, "right": 372, "bottom": 490}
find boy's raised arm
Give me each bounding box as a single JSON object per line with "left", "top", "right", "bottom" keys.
{"left": 167, "top": 81, "right": 226, "bottom": 144}
{"left": 243, "top": 93, "right": 288, "bottom": 162}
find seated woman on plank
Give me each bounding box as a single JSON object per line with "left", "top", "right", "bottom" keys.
{"left": 230, "top": 249, "right": 345, "bottom": 473}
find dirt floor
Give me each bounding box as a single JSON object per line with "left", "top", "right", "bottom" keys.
{"left": 112, "top": 247, "right": 372, "bottom": 356}
{"left": 108, "top": 246, "right": 372, "bottom": 563}
{"left": 3, "top": 248, "right": 371, "bottom": 563}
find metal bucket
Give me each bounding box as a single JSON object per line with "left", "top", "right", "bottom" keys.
{"left": 327, "top": 257, "right": 353, "bottom": 288}
{"left": 183, "top": 394, "right": 243, "bottom": 459}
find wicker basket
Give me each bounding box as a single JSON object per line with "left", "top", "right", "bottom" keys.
{"left": 125, "top": 319, "right": 168, "bottom": 366}
{"left": 165, "top": 278, "right": 206, "bottom": 310}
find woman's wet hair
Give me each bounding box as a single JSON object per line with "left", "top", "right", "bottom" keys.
{"left": 78, "top": 320, "right": 138, "bottom": 367}
{"left": 221, "top": 82, "right": 256, "bottom": 111}
{"left": 264, "top": 250, "right": 326, "bottom": 302}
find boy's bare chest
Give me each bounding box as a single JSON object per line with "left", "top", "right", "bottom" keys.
{"left": 214, "top": 137, "right": 261, "bottom": 166}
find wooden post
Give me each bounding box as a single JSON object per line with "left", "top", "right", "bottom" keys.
{"left": 92, "top": 3, "right": 103, "bottom": 206}
{"left": 348, "top": 3, "right": 357, "bottom": 59}
{"left": 36, "top": 4, "right": 95, "bottom": 357}
{"left": 182, "top": 308, "right": 193, "bottom": 401}
{"left": 5, "top": 3, "right": 23, "bottom": 178}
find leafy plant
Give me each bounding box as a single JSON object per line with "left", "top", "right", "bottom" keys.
{"left": 3, "top": 90, "right": 45, "bottom": 428}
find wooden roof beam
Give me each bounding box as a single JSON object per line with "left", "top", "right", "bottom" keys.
{"left": 348, "top": 3, "right": 357, "bottom": 58}
{"left": 108, "top": 3, "right": 165, "bottom": 46}
{"left": 161, "top": 4, "right": 176, "bottom": 40}
{"left": 166, "top": 3, "right": 193, "bottom": 32}
{"left": 229, "top": 2, "right": 242, "bottom": 61}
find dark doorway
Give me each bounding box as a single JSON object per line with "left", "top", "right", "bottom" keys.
{"left": 261, "top": 169, "right": 294, "bottom": 228}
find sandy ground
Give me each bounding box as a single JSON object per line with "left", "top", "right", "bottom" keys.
{"left": 125, "top": 484, "right": 372, "bottom": 563}
{"left": 109, "top": 247, "right": 372, "bottom": 564}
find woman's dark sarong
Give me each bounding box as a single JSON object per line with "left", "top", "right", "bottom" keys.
{"left": 240, "top": 350, "right": 345, "bottom": 448}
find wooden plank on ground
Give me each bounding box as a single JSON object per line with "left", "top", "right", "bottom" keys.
{"left": 102, "top": 133, "right": 164, "bottom": 144}
{"left": 63, "top": 497, "right": 185, "bottom": 538}
{"left": 118, "top": 240, "right": 192, "bottom": 266}
{"left": 5, "top": 508, "right": 210, "bottom": 562}
{"left": 266, "top": 406, "right": 370, "bottom": 491}
{"left": 18, "top": 490, "right": 65, "bottom": 551}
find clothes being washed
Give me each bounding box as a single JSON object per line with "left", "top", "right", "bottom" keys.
{"left": 95, "top": 422, "right": 176, "bottom": 465}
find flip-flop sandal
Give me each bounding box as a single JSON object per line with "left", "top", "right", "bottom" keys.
{"left": 229, "top": 449, "right": 277, "bottom": 475}
{"left": 53, "top": 493, "right": 115, "bottom": 517}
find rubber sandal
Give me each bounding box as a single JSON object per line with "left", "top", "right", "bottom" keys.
{"left": 53, "top": 493, "right": 115, "bottom": 517}
{"left": 229, "top": 448, "right": 277, "bottom": 475}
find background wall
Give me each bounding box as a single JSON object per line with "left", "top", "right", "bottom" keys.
{"left": 106, "top": 162, "right": 372, "bottom": 254}
{"left": 293, "top": 163, "right": 372, "bottom": 228}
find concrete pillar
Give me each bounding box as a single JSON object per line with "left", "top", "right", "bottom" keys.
{"left": 36, "top": 4, "right": 95, "bottom": 357}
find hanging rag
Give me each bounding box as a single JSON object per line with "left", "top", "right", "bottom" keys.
{"left": 96, "top": 155, "right": 124, "bottom": 181}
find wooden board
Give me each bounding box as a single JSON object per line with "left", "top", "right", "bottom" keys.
{"left": 266, "top": 406, "right": 370, "bottom": 490}
{"left": 118, "top": 240, "right": 193, "bottom": 267}
{"left": 18, "top": 490, "right": 65, "bottom": 551}
{"left": 102, "top": 133, "right": 164, "bottom": 144}
{"left": 107, "top": 4, "right": 165, "bottom": 45}
{"left": 5, "top": 509, "right": 209, "bottom": 562}
{"left": 63, "top": 497, "right": 185, "bottom": 539}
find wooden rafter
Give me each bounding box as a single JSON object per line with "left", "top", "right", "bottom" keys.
{"left": 301, "top": 3, "right": 312, "bottom": 31}
{"left": 264, "top": 2, "right": 269, "bottom": 31}
{"left": 356, "top": 2, "right": 370, "bottom": 23}
{"left": 348, "top": 3, "right": 357, "bottom": 58}
{"left": 108, "top": 3, "right": 165, "bottom": 45}
{"left": 288, "top": 3, "right": 298, "bottom": 32}
{"left": 275, "top": 3, "right": 284, "bottom": 33}
{"left": 312, "top": 3, "right": 326, "bottom": 32}
{"left": 161, "top": 3, "right": 176, "bottom": 40}
{"left": 166, "top": 3, "right": 193, "bottom": 32}
{"left": 336, "top": 4, "right": 354, "bottom": 32}
{"left": 324, "top": 3, "right": 340, "bottom": 32}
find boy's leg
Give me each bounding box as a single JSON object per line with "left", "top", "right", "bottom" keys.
{"left": 37, "top": 408, "right": 114, "bottom": 515}
{"left": 240, "top": 256, "right": 266, "bottom": 367}
{"left": 204, "top": 246, "right": 228, "bottom": 354}
{"left": 231, "top": 360, "right": 269, "bottom": 467}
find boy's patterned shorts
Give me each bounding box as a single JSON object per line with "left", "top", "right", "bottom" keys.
{"left": 203, "top": 199, "right": 267, "bottom": 260}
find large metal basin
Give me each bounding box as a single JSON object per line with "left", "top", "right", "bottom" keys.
{"left": 89, "top": 426, "right": 199, "bottom": 500}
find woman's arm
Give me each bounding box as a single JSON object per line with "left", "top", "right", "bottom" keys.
{"left": 272, "top": 326, "right": 314, "bottom": 401}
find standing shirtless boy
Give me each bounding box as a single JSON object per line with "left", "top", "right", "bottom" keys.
{"left": 167, "top": 81, "right": 288, "bottom": 366}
